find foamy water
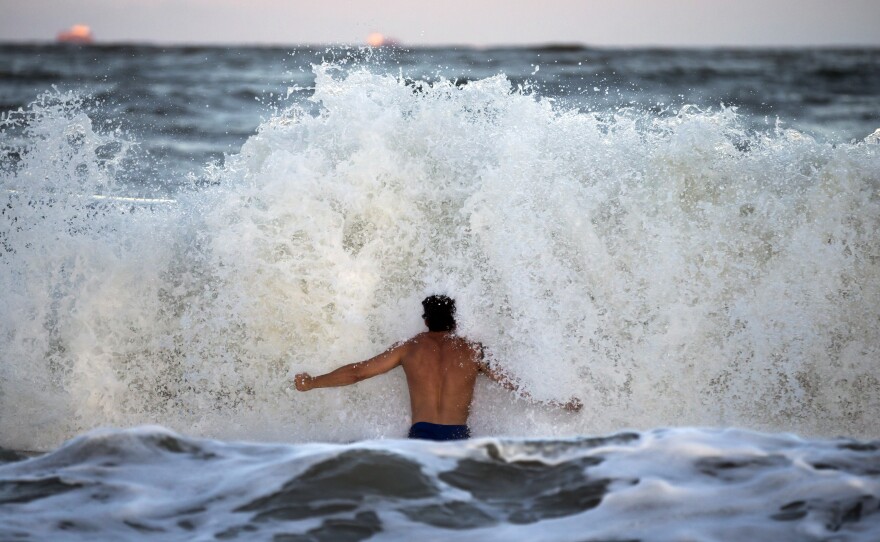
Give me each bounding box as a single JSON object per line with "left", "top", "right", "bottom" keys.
{"left": 1, "top": 64, "right": 880, "bottom": 453}
{"left": 1, "top": 426, "right": 878, "bottom": 541}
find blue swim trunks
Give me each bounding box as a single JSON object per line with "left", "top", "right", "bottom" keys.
{"left": 408, "top": 422, "right": 471, "bottom": 441}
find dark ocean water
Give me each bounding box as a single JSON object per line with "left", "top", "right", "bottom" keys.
{"left": 1, "top": 427, "right": 879, "bottom": 541}
{"left": 2, "top": 44, "right": 878, "bottom": 191}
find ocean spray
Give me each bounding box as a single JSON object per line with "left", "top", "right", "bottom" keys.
{"left": 1, "top": 65, "right": 878, "bottom": 451}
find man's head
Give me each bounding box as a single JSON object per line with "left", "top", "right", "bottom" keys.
{"left": 422, "top": 295, "right": 456, "bottom": 332}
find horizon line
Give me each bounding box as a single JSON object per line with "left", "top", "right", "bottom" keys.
{"left": 2, "top": 39, "right": 879, "bottom": 50}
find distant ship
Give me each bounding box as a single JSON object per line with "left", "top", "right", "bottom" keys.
{"left": 57, "top": 24, "right": 93, "bottom": 44}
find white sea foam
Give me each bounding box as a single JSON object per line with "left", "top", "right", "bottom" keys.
{"left": 1, "top": 65, "right": 879, "bottom": 451}
{"left": 0, "top": 427, "right": 877, "bottom": 541}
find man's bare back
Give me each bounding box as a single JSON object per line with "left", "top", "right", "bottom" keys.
{"left": 397, "top": 331, "right": 481, "bottom": 425}
{"left": 294, "top": 295, "right": 580, "bottom": 440}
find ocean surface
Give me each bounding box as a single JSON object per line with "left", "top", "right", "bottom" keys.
{"left": 1, "top": 44, "right": 879, "bottom": 540}
{"left": 1, "top": 426, "right": 878, "bottom": 541}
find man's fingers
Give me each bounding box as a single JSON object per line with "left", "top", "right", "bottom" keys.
{"left": 294, "top": 373, "right": 311, "bottom": 392}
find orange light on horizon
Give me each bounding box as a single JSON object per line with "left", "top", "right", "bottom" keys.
{"left": 366, "top": 32, "right": 399, "bottom": 48}
{"left": 57, "top": 24, "right": 93, "bottom": 44}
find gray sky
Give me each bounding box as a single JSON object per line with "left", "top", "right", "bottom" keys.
{"left": 2, "top": 0, "right": 879, "bottom": 47}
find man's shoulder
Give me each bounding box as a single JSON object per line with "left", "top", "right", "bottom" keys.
{"left": 407, "top": 332, "right": 475, "bottom": 348}
{"left": 404, "top": 332, "right": 431, "bottom": 345}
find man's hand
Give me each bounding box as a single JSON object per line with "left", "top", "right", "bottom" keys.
{"left": 563, "top": 397, "right": 583, "bottom": 412}
{"left": 294, "top": 373, "right": 314, "bottom": 392}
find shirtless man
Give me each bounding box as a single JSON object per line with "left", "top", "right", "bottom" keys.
{"left": 294, "top": 295, "right": 581, "bottom": 441}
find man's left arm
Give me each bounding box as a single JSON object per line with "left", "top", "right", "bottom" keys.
{"left": 295, "top": 342, "right": 408, "bottom": 392}
{"left": 477, "top": 352, "right": 583, "bottom": 412}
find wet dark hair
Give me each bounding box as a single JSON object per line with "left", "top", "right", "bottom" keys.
{"left": 422, "top": 295, "right": 456, "bottom": 332}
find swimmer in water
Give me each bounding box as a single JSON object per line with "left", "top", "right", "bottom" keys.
{"left": 294, "top": 295, "right": 582, "bottom": 441}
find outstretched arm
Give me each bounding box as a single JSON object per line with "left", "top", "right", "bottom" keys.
{"left": 477, "top": 354, "right": 582, "bottom": 412}
{"left": 295, "top": 342, "right": 409, "bottom": 392}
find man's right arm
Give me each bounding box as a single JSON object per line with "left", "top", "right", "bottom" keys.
{"left": 295, "top": 341, "right": 410, "bottom": 391}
